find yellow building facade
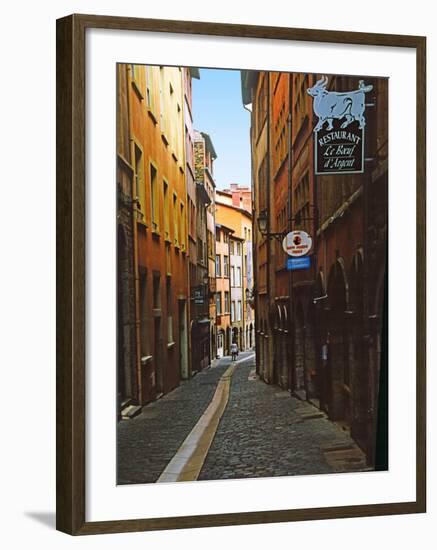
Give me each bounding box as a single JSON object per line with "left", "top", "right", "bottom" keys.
{"left": 215, "top": 196, "right": 255, "bottom": 352}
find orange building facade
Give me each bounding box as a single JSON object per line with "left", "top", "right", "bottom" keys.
{"left": 118, "top": 64, "right": 191, "bottom": 408}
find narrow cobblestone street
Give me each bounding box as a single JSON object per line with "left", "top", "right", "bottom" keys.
{"left": 117, "top": 351, "right": 368, "bottom": 484}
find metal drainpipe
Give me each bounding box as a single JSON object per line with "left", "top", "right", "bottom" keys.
{"left": 287, "top": 72, "right": 295, "bottom": 393}
{"left": 311, "top": 75, "right": 320, "bottom": 403}
{"left": 266, "top": 73, "right": 272, "bottom": 383}
{"left": 126, "top": 64, "right": 143, "bottom": 405}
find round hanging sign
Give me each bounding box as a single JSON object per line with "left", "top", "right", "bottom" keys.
{"left": 282, "top": 230, "right": 313, "bottom": 257}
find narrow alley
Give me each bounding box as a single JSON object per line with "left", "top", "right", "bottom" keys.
{"left": 118, "top": 351, "right": 368, "bottom": 485}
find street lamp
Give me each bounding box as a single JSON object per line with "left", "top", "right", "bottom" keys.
{"left": 257, "top": 205, "right": 318, "bottom": 242}
{"left": 257, "top": 209, "right": 268, "bottom": 235}
{"left": 257, "top": 208, "right": 287, "bottom": 242}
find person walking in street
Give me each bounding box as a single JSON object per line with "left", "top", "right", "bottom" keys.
{"left": 230, "top": 342, "right": 239, "bottom": 362}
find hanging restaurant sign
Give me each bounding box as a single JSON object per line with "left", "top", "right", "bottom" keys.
{"left": 282, "top": 230, "right": 313, "bottom": 257}
{"left": 307, "top": 76, "right": 373, "bottom": 175}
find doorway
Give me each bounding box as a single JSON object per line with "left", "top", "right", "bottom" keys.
{"left": 217, "top": 330, "right": 224, "bottom": 358}
{"left": 154, "top": 317, "right": 163, "bottom": 395}
{"left": 178, "top": 299, "right": 189, "bottom": 379}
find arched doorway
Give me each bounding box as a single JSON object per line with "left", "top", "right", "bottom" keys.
{"left": 259, "top": 319, "right": 265, "bottom": 379}
{"left": 313, "top": 270, "right": 328, "bottom": 409}
{"left": 305, "top": 304, "right": 318, "bottom": 401}
{"left": 294, "top": 301, "right": 306, "bottom": 398}
{"left": 280, "top": 305, "right": 289, "bottom": 389}
{"left": 326, "top": 258, "right": 351, "bottom": 424}
{"left": 273, "top": 305, "right": 282, "bottom": 385}
{"left": 349, "top": 251, "right": 366, "bottom": 445}
{"left": 117, "top": 226, "right": 133, "bottom": 409}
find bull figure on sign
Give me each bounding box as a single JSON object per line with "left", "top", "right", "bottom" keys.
{"left": 307, "top": 76, "right": 373, "bottom": 132}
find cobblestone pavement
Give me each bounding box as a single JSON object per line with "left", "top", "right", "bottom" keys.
{"left": 117, "top": 356, "right": 232, "bottom": 484}
{"left": 118, "top": 351, "right": 368, "bottom": 484}
{"left": 199, "top": 356, "right": 367, "bottom": 480}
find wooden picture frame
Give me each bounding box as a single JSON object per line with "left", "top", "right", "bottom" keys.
{"left": 56, "top": 13, "right": 426, "bottom": 535}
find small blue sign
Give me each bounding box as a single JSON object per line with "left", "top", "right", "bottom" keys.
{"left": 286, "top": 256, "right": 311, "bottom": 271}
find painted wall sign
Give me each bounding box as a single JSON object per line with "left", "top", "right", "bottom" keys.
{"left": 286, "top": 256, "right": 311, "bottom": 271}
{"left": 193, "top": 287, "right": 204, "bottom": 305}
{"left": 307, "top": 76, "right": 373, "bottom": 175}
{"left": 282, "top": 230, "right": 313, "bottom": 257}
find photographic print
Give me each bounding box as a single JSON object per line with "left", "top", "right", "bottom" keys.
{"left": 116, "top": 64, "right": 388, "bottom": 485}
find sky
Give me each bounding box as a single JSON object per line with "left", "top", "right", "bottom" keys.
{"left": 192, "top": 68, "right": 251, "bottom": 190}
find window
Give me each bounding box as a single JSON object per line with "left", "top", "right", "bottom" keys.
{"left": 180, "top": 202, "right": 186, "bottom": 251}
{"left": 216, "top": 228, "right": 221, "bottom": 242}
{"left": 223, "top": 231, "right": 229, "bottom": 244}
{"left": 258, "top": 155, "right": 268, "bottom": 212}
{"left": 134, "top": 144, "right": 145, "bottom": 219}
{"left": 163, "top": 180, "right": 170, "bottom": 240}
{"left": 231, "top": 301, "right": 236, "bottom": 322}
{"left": 215, "top": 293, "right": 222, "bottom": 315}
{"left": 166, "top": 278, "right": 173, "bottom": 343}
{"left": 150, "top": 164, "right": 159, "bottom": 231}
{"left": 223, "top": 255, "right": 229, "bottom": 277}
{"left": 207, "top": 230, "right": 214, "bottom": 259}
{"left": 131, "top": 64, "right": 145, "bottom": 97}
{"left": 139, "top": 272, "right": 148, "bottom": 356}
{"left": 159, "top": 67, "right": 166, "bottom": 134}
{"left": 230, "top": 241, "right": 234, "bottom": 255}
{"left": 215, "top": 255, "right": 221, "bottom": 277}
{"left": 231, "top": 266, "right": 235, "bottom": 286}
{"left": 236, "top": 266, "right": 242, "bottom": 286}
{"left": 244, "top": 255, "right": 248, "bottom": 276}
{"left": 173, "top": 194, "right": 179, "bottom": 246}
{"left": 237, "top": 300, "right": 242, "bottom": 321}
{"left": 224, "top": 291, "right": 230, "bottom": 313}
{"left": 237, "top": 242, "right": 242, "bottom": 255}
{"left": 145, "top": 65, "right": 157, "bottom": 115}
{"left": 198, "top": 238, "right": 204, "bottom": 263}
{"left": 153, "top": 274, "right": 161, "bottom": 309}
{"left": 256, "top": 74, "right": 268, "bottom": 137}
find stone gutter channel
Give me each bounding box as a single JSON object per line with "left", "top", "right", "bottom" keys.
{"left": 157, "top": 353, "right": 255, "bottom": 483}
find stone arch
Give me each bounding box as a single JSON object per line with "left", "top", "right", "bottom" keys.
{"left": 327, "top": 258, "right": 350, "bottom": 313}
{"left": 348, "top": 250, "right": 367, "bottom": 443}
{"left": 349, "top": 249, "right": 364, "bottom": 314}
{"left": 326, "top": 257, "right": 351, "bottom": 423}
{"left": 274, "top": 304, "right": 282, "bottom": 331}
{"left": 315, "top": 269, "right": 327, "bottom": 301}
{"left": 294, "top": 301, "right": 306, "bottom": 394}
